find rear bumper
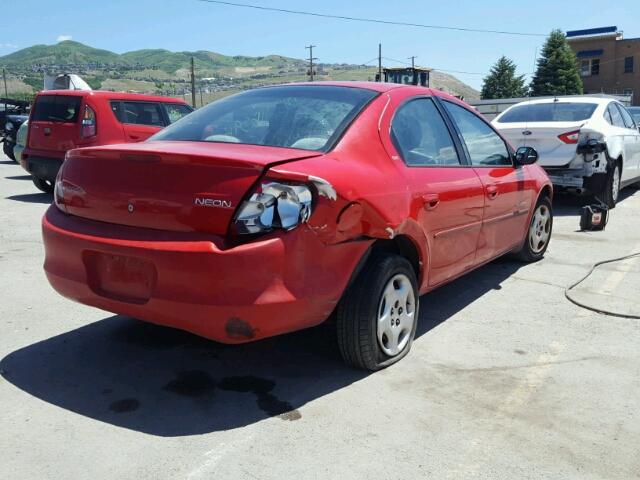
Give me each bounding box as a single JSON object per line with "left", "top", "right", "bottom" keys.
{"left": 42, "top": 206, "right": 371, "bottom": 343}
{"left": 21, "top": 155, "right": 63, "bottom": 181}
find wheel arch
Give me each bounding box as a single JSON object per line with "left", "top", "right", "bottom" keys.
{"left": 346, "top": 234, "right": 424, "bottom": 291}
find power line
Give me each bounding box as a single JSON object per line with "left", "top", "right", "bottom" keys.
{"left": 196, "top": 0, "right": 546, "bottom": 37}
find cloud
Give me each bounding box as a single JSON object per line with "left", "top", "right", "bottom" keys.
{"left": 0, "top": 43, "right": 18, "bottom": 49}
{"left": 57, "top": 35, "right": 73, "bottom": 42}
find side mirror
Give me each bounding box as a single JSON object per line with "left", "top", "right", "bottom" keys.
{"left": 515, "top": 146, "right": 538, "bottom": 165}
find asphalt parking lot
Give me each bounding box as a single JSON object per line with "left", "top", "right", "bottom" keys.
{"left": 1, "top": 153, "right": 639, "bottom": 480}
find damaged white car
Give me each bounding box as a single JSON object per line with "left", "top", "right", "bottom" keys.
{"left": 493, "top": 97, "right": 640, "bottom": 207}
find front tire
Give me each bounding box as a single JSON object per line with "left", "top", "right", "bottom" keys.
{"left": 32, "top": 176, "right": 54, "bottom": 193}
{"left": 514, "top": 196, "right": 553, "bottom": 262}
{"left": 337, "top": 253, "right": 419, "bottom": 371}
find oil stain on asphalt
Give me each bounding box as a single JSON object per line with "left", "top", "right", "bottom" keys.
{"left": 162, "top": 370, "right": 301, "bottom": 421}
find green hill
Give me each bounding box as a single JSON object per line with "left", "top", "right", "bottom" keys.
{"left": 0, "top": 41, "right": 302, "bottom": 72}
{"left": 0, "top": 40, "right": 121, "bottom": 66}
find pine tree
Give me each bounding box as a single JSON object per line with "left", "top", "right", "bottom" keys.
{"left": 530, "top": 30, "right": 583, "bottom": 96}
{"left": 481, "top": 56, "right": 528, "bottom": 99}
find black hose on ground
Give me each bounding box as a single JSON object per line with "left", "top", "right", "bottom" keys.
{"left": 565, "top": 252, "right": 640, "bottom": 319}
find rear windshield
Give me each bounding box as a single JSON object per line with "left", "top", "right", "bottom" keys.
{"left": 150, "top": 85, "right": 378, "bottom": 151}
{"left": 32, "top": 95, "right": 82, "bottom": 123}
{"left": 497, "top": 102, "right": 598, "bottom": 123}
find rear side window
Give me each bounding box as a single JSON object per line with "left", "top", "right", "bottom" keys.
{"left": 110, "top": 101, "right": 125, "bottom": 122}
{"left": 164, "top": 103, "right": 193, "bottom": 124}
{"left": 32, "top": 95, "right": 81, "bottom": 123}
{"left": 444, "top": 101, "right": 511, "bottom": 167}
{"left": 391, "top": 98, "right": 460, "bottom": 166}
{"left": 607, "top": 103, "right": 626, "bottom": 128}
{"left": 617, "top": 104, "right": 636, "bottom": 129}
{"left": 497, "top": 102, "right": 598, "bottom": 123}
{"left": 120, "top": 102, "right": 165, "bottom": 127}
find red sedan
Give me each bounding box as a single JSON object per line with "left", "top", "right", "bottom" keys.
{"left": 43, "top": 82, "right": 552, "bottom": 370}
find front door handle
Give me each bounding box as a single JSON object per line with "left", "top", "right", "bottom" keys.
{"left": 422, "top": 193, "right": 440, "bottom": 210}
{"left": 486, "top": 185, "right": 498, "bottom": 199}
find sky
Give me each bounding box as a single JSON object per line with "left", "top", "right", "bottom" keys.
{"left": 2, "top": 0, "right": 640, "bottom": 90}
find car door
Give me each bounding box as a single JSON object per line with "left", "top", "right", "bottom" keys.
{"left": 616, "top": 103, "right": 640, "bottom": 182}
{"left": 120, "top": 101, "right": 166, "bottom": 141}
{"left": 441, "top": 99, "right": 534, "bottom": 264}
{"left": 386, "top": 96, "right": 485, "bottom": 287}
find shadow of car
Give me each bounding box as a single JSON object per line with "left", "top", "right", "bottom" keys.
{"left": 1, "top": 258, "right": 521, "bottom": 436}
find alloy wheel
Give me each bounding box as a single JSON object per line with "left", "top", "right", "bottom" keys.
{"left": 377, "top": 273, "right": 416, "bottom": 356}
{"left": 529, "top": 204, "right": 551, "bottom": 254}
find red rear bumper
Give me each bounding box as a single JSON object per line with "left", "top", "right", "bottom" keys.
{"left": 42, "top": 206, "right": 371, "bottom": 343}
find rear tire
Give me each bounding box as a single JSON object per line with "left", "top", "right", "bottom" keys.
{"left": 601, "top": 161, "right": 621, "bottom": 208}
{"left": 336, "top": 253, "right": 419, "bottom": 371}
{"left": 3, "top": 141, "right": 16, "bottom": 161}
{"left": 32, "top": 176, "right": 54, "bottom": 193}
{"left": 513, "top": 196, "right": 553, "bottom": 263}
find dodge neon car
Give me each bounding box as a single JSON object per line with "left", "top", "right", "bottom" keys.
{"left": 43, "top": 82, "right": 552, "bottom": 371}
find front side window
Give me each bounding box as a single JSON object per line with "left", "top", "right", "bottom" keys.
{"left": 122, "top": 102, "right": 164, "bottom": 127}
{"left": 151, "top": 86, "right": 377, "bottom": 152}
{"left": 443, "top": 101, "right": 511, "bottom": 167}
{"left": 32, "top": 95, "right": 81, "bottom": 123}
{"left": 164, "top": 103, "right": 193, "bottom": 124}
{"left": 390, "top": 98, "right": 460, "bottom": 166}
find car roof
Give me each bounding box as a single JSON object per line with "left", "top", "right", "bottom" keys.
{"left": 510, "top": 96, "right": 613, "bottom": 106}
{"left": 37, "top": 90, "right": 190, "bottom": 104}
{"left": 283, "top": 81, "right": 405, "bottom": 92}
{"left": 269, "top": 81, "right": 465, "bottom": 104}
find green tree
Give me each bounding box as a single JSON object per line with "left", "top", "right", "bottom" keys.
{"left": 530, "top": 29, "right": 583, "bottom": 96}
{"left": 481, "top": 56, "right": 528, "bottom": 99}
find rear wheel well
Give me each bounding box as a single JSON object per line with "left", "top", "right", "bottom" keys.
{"left": 370, "top": 236, "right": 421, "bottom": 280}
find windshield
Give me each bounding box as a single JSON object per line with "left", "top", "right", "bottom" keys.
{"left": 150, "top": 85, "right": 377, "bottom": 151}
{"left": 497, "top": 102, "right": 598, "bottom": 123}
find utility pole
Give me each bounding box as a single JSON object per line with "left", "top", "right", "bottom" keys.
{"left": 199, "top": 86, "right": 203, "bottom": 107}
{"left": 190, "top": 57, "right": 196, "bottom": 108}
{"left": 2, "top": 68, "right": 7, "bottom": 114}
{"left": 378, "top": 43, "right": 382, "bottom": 82}
{"left": 408, "top": 56, "right": 416, "bottom": 69}
{"left": 305, "top": 45, "right": 317, "bottom": 82}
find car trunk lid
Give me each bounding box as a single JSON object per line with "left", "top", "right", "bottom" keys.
{"left": 59, "top": 141, "right": 323, "bottom": 234}
{"left": 28, "top": 94, "right": 84, "bottom": 157}
{"left": 497, "top": 121, "right": 585, "bottom": 167}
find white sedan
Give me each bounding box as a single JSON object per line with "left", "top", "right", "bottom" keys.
{"left": 493, "top": 97, "right": 640, "bottom": 207}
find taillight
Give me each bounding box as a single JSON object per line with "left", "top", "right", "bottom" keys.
{"left": 558, "top": 130, "right": 580, "bottom": 144}
{"left": 54, "top": 170, "right": 67, "bottom": 213}
{"left": 81, "top": 105, "right": 96, "bottom": 138}
{"left": 233, "top": 181, "right": 313, "bottom": 235}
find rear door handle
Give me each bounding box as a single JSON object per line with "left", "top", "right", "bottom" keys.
{"left": 486, "top": 185, "right": 498, "bottom": 199}
{"left": 421, "top": 193, "right": 440, "bottom": 210}
{"left": 129, "top": 135, "right": 140, "bottom": 140}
